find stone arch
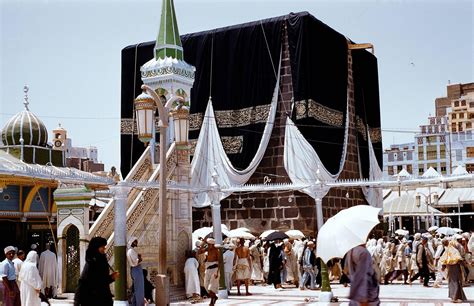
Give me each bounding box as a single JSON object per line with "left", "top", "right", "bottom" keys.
{"left": 176, "top": 231, "right": 189, "bottom": 286}
{"left": 58, "top": 215, "right": 85, "bottom": 238}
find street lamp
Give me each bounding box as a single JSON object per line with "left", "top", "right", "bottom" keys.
{"left": 415, "top": 188, "right": 438, "bottom": 230}
{"left": 134, "top": 84, "right": 184, "bottom": 306}
{"left": 171, "top": 101, "right": 190, "bottom": 145}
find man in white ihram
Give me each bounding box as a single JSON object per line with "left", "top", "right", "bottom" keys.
{"left": 38, "top": 243, "right": 58, "bottom": 299}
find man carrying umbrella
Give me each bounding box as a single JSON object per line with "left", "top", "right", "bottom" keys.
{"left": 346, "top": 244, "right": 380, "bottom": 306}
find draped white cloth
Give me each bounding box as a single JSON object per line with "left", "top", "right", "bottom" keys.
{"left": 184, "top": 257, "right": 200, "bottom": 297}
{"left": 38, "top": 249, "right": 58, "bottom": 296}
{"left": 283, "top": 114, "right": 348, "bottom": 199}
{"left": 191, "top": 58, "right": 280, "bottom": 208}
{"left": 360, "top": 130, "right": 383, "bottom": 208}
{"left": 19, "top": 251, "right": 42, "bottom": 306}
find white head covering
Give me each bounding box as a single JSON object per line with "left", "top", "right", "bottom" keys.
{"left": 207, "top": 238, "right": 216, "bottom": 245}
{"left": 224, "top": 243, "right": 235, "bottom": 250}
{"left": 414, "top": 233, "right": 421, "bottom": 240}
{"left": 19, "top": 251, "right": 42, "bottom": 291}
{"left": 30, "top": 244, "right": 37, "bottom": 250}
{"left": 455, "top": 234, "right": 463, "bottom": 240}
{"left": 4, "top": 246, "right": 15, "bottom": 254}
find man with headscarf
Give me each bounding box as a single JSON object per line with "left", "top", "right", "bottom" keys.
{"left": 127, "top": 237, "right": 144, "bottom": 306}
{"left": 184, "top": 251, "right": 200, "bottom": 299}
{"left": 1, "top": 246, "right": 21, "bottom": 306}
{"left": 205, "top": 238, "right": 220, "bottom": 305}
{"left": 222, "top": 243, "right": 235, "bottom": 294}
{"left": 39, "top": 243, "right": 58, "bottom": 298}
{"left": 346, "top": 244, "right": 380, "bottom": 306}
{"left": 440, "top": 239, "right": 467, "bottom": 302}
{"left": 19, "top": 251, "right": 42, "bottom": 306}
{"left": 283, "top": 239, "right": 299, "bottom": 287}
{"left": 74, "top": 236, "right": 119, "bottom": 306}
{"left": 249, "top": 240, "right": 264, "bottom": 284}
{"left": 433, "top": 238, "right": 449, "bottom": 288}
{"left": 385, "top": 239, "right": 409, "bottom": 284}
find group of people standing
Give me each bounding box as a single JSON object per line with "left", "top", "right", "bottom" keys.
{"left": 1, "top": 243, "right": 58, "bottom": 306}
{"left": 367, "top": 231, "right": 472, "bottom": 303}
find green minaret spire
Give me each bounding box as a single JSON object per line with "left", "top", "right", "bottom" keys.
{"left": 155, "top": 0, "right": 183, "bottom": 60}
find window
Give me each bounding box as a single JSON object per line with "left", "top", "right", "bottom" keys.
{"left": 470, "top": 102, "right": 474, "bottom": 108}
{"left": 388, "top": 153, "right": 394, "bottom": 162}
{"left": 461, "top": 100, "right": 466, "bottom": 106}
{"left": 466, "top": 164, "right": 474, "bottom": 173}
{"left": 460, "top": 112, "right": 465, "bottom": 119}
{"left": 469, "top": 113, "right": 474, "bottom": 119}
{"left": 427, "top": 136, "right": 437, "bottom": 143}
{"left": 407, "top": 164, "right": 413, "bottom": 174}
{"left": 467, "top": 122, "right": 472, "bottom": 129}
{"left": 397, "top": 153, "right": 403, "bottom": 161}
{"left": 452, "top": 113, "right": 457, "bottom": 119}
{"left": 418, "top": 147, "right": 424, "bottom": 160}
{"left": 441, "top": 163, "right": 447, "bottom": 174}
{"left": 426, "top": 145, "right": 437, "bottom": 160}
{"left": 467, "top": 131, "right": 472, "bottom": 140}
{"left": 440, "top": 144, "right": 446, "bottom": 159}
{"left": 388, "top": 167, "right": 394, "bottom": 175}
{"left": 467, "top": 147, "right": 474, "bottom": 158}
{"left": 419, "top": 167, "right": 424, "bottom": 174}
{"left": 397, "top": 165, "right": 403, "bottom": 172}
{"left": 428, "top": 163, "right": 437, "bottom": 171}
{"left": 407, "top": 151, "right": 413, "bottom": 160}
{"left": 454, "top": 101, "right": 459, "bottom": 107}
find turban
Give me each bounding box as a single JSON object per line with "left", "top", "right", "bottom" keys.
{"left": 4, "top": 246, "right": 15, "bottom": 254}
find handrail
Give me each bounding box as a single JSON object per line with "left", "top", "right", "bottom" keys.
{"left": 89, "top": 146, "right": 152, "bottom": 238}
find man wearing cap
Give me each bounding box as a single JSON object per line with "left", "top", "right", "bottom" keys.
{"left": 204, "top": 238, "right": 219, "bottom": 305}
{"left": 127, "top": 237, "right": 144, "bottom": 306}
{"left": 2, "top": 246, "right": 21, "bottom": 306}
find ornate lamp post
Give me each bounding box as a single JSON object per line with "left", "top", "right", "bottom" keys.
{"left": 415, "top": 187, "right": 439, "bottom": 230}
{"left": 172, "top": 101, "right": 190, "bottom": 145}
{"left": 134, "top": 84, "right": 183, "bottom": 306}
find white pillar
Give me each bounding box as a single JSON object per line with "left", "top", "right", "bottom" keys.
{"left": 110, "top": 185, "right": 129, "bottom": 305}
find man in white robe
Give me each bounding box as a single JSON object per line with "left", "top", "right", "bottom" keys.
{"left": 223, "top": 243, "right": 235, "bottom": 293}
{"left": 12, "top": 250, "right": 25, "bottom": 287}
{"left": 19, "top": 251, "right": 42, "bottom": 306}
{"left": 184, "top": 251, "right": 201, "bottom": 299}
{"left": 38, "top": 244, "right": 58, "bottom": 298}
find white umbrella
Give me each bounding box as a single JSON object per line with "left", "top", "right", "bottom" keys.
{"left": 452, "top": 228, "right": 463, "bottom": 233}
{"left": 317, "top": 205, "right": 381, "bottom": 263}
{"left": 436, "top": 227, "right": 455, "bottom": 236}
{"left": 395, "top": 229, "right": 409, "bottom": 236}
{"left": 260, "top": 229, "right": 277, "bottom": 239}
{"left": 285, "top": 230, "right": 305, "bottom": 240}
{"left": 228, "top": 229, "right": 255, "bottom": 239}
{"left": 428, "top": 226, "right": 439, "bottom": 232}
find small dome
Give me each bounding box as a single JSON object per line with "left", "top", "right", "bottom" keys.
{"left": 1, "top": 109, "right": 48, "bottom": 147}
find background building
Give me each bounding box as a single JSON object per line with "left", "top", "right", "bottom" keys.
{"left": 435, "top": 82, "right": 474, "bottom": 116}
{"left": 383, "top": 142, "right": 415, "bottom": 176}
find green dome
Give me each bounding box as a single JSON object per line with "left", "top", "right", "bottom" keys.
{"left": 1, "top": 108, "right": 48, "bottom": 147}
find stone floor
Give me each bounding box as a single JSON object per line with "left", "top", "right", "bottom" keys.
{"left": 50, "top": 282, "right": 473, "bottom": 305}
{"left": 171, "top": 282, "right": 473, "bottom": 306}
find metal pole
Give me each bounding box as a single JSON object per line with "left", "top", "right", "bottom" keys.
{"left": 111, "top": 185, "right": 129, "bottom": 306}
{"left": 457, "top": 199, "right": 462, "bottom": 229}
{"left": 210, "top": 171, "right": 227, "bottom": 299}
{"left": 156, "top": 126, "right": 169, "bottom": 306}
{"left": 315, "top": 196, "right": 332, "bottom": 301}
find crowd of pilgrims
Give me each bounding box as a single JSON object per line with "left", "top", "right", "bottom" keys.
{"left": 185, "top": 231, "right": 473, "bottom": 304}
{"left": 1, "top": 243, "right": 58, "bottom": 306}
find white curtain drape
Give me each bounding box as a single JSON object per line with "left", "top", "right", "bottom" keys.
{"left": 191, "top": 59, "right": 280, "bottom": 208}
{"left": 360, "top": 130, "right": 383, "bottom": 208}
{"left": 284, "top": 92, "right": 350, "bottom": 199}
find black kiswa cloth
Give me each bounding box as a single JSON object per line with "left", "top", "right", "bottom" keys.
{"left": 120, "top": 16, "right": 282, "bottom": 176}
{"left": 181, "top": 16, "right": 282, "bottom": 170}
{"left": 287, "top": 12, "right": 349, "bottom": 175}
{"left": 352, "top": 48, "right": 383, "bottom": 178}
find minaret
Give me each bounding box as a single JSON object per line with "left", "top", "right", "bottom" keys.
{"left": 140, "top": 0, "right": 195, "bottom": 105}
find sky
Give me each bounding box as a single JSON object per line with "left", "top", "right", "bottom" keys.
{"left": 1, "top": 0, "right": 473, "bottom": 171}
